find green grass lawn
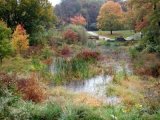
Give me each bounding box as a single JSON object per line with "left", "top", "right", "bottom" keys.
{"left": 97, "top": 30, "right": 135, "bottom": 39}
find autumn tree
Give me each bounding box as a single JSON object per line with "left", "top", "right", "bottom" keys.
{"left": 97, "top": 0, "right": 123, "bottom": 34}
{"left": 12, "top": 25, "right": 29, "bottom": 54}
{"left": 0, "top": 21, "right": 12, "bottom": 63}
{"left": 127, "top": 0, "right": 160, "bottom": 53}
{"left": 70, "top": 15, "right": 86, "bottom": 26}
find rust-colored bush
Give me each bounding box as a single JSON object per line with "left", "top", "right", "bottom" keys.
{"left": 60, "top": 46, "right": 72, "bottom": 57}
{"left": 63, "top": 29, "right": 78, "bottom": 43}
{"left": 77, "top": 50, "right": 101, "bottom": 61}
{"left": 17, "top": 76, "right": 47, "bottom": 103}
{"left": 135, "top": 54, "right": 160, "bottom": 77}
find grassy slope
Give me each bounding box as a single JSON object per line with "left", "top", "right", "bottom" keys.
{"left": 97, "top": 30, "right": 135, "bottom": 39}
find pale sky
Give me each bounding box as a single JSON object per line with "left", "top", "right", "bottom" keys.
{"left": 49, "top": 0, "right": 61, "bottom": 6}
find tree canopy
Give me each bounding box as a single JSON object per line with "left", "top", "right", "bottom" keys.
{"left": 97, "top": 0, "right": 123, "bottom": 34}
{"left": 55, "top": 0, "right": 105, "bottom": 30}
{"left": 0, "top": 21, "right": 12, "bottom": 63}
{"left": 0, "top": 0, "right": 57, "bottom": 45}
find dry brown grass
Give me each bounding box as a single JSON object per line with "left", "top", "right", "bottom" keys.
{"left": 48, "top": 87, "right": 103, "bottom": 107}
{"left": 73, "top": 93, "right": 103, "bottom": 107}
{"left": 17, "top": 75, "right": 47, "bottom": 103}
{"left": 107, "top": 76, "right": 144, "bottom": 106}
{"left": 134, "top": 53, "right": 160, "bottom": 77}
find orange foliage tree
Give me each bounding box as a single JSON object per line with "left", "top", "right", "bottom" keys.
{"left": 70, "top": 15, "right": 87, "bottom": 26}
{"left": 127, "top": 0, "right": 154, "bottom": 32}
{"left": 97, "top": 0, "right": 123, "bottom": 34}
{"left": 12, "top": 24, "right": 29, "bottom": 54}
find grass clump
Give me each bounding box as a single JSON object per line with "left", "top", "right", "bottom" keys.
{"left": 54, "top": 57, "right": 90, "bottom": 83}
{"left": 61, "top": 105, "right": 104, "bottom": 120}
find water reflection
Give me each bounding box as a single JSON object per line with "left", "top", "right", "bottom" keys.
{"left": 63, "top": 75, "right": 112, "bottom": 97}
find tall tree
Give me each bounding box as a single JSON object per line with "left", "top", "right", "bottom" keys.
{"left": 0, "top": 21, "right": 12, "bottom": 63}
{"left": 0, "top": 0, "right": 57, "bottom": 45}
{"left": 97, "top": 0, "right": 123, "bottom": 34}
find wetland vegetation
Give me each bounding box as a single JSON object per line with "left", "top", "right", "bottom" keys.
{"left": 0, "top": 0, "right": 160, "bottom": 120}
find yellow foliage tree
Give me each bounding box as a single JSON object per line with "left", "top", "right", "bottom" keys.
{"left": 12, "top": 24, "right": 29, "bottom": 54}
{"left": 97, "top": 0, "right": 123, "bottom": 34}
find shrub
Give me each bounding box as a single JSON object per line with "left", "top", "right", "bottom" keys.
{"left": 77, "top": 50, "right": 101, "bottom": 62}
{"left": 0, "top": 73, "right": 30, "bottom": 120}
{"left": 140, "top": 25, "right": 160, "bottom": 54}
{"left": 30, "top": 26, "right": 57, "bottom": 46}
{"left": 64, "top": 25, "right": 88, "bottom": 44}
{"left": 63, "top": 29, "right": 79, "bottom": 43}
{"left": 17, "top": 75, "right": 47, "bottom": 102}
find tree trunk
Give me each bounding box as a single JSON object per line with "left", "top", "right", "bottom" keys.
{"left": 0, "top": 58, "right": 2, "bottom": 65}
{"left": 110, "top": 29, "right": 113, "bottom": 35}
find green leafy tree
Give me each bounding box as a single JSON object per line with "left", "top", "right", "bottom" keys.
{"left": 0, "top": 0, "right": 57, "bottom": 45}
{"left": 0, "top": 21, "right": 12, "bottom": 63}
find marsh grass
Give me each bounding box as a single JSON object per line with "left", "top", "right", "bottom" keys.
{"left": 107, "top": 76, "right": 145, "bottom": 106}
{"left": 55, "top": 58, "right": 90, "bottom": 83}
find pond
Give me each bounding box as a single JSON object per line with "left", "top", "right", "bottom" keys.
{"left": 49, "top": 46, "right": 132, "bottom": 105}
